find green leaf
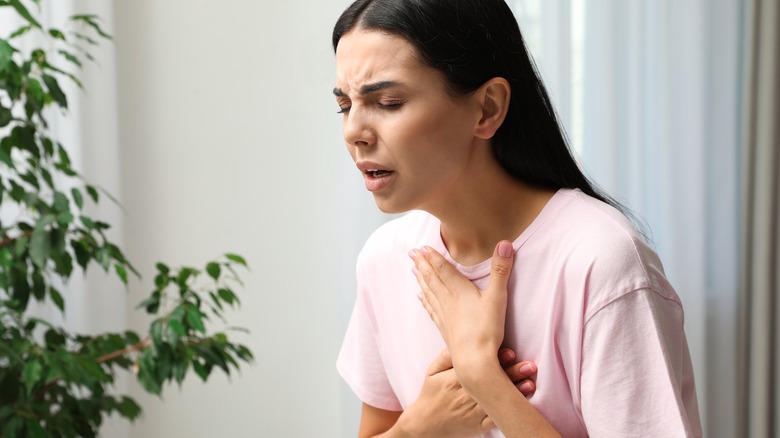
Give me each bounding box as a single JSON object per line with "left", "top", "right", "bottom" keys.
{"left": 71, "top": 239, "right": 90, "bottom": 270}
{"left": 206, "top": 262, "right": 220, "bottom": 280}
{"left": 0, "top": 144, "right": 13, "bottom": 166}
{"left": 53, "top": 251, "right": 73, "bottom": 277}
{"left": 8, "top": 24, "right": 33, "bottom": 39}
{"left": 48, "top": 28, "right": 66, "bottom": 40}
{"left": 42, "top": 137, "right": 53, "bottom": 156}
{"left": 42, "top": 74, "right": 67, "bottom": 108}
{"left": 150, "top": 318, "right": 163, "bottom": 349}
{"left": 114, "top": 263, "right": 128, "bottom": 285}
{"left": 0, "top": 247, "right": 13, "bottom": 268}
{"left": 30, "top": 214, "right": 55, "bottom": 267}
{"left": 0, "top": 106, "right": 11, "bottom": 128}
{"left": 40, "top": 167, "right": 54, "bottom": 188}
{"left": 21, "top": 359, "right": 43, "bottom": 394}
{"left": 49, "top": 287, "right": 64, "bottom": 312}
{"left": 71, "top": 187, "right": 84, "bottom": 209}
{"left": 168, "top": 319, "right": 185, "bottom": 336}
{"left": 9, "top": 0, "right": 42, "bottom": 28}
{"left": 81, "top": 215, "right": 94, "bottom": 229}
{"left": 173, "top": 359, "right": 189, "bottom": 385}
{"left": 186, "top": 309, "right": 206, "bottom": 334}
{"left": 26, "top": 419, "right": 47, "bottom": 438}
{"left": 137, "top": 349, "right": 162, "bottom": 394}
{"left": 31, "top": 270, "right": 45, "bottom": 300}
{"left": 13, "top": 125, "right": 37, "bottom": 156}
{"left": 24, "top": 77, "right": 45, "bottom": 111}
{"left": 1, "top": 417, "right": 24, "bottom": 438}
{"left": 72, "top": 32, "right": 99, "bottom": 46}
{"left": 95, "top": 246, "right": 111, "bottom": 271}
{"left": 118, "top": 396, "right": 142, "bottom": 421}
{"left": 71, "top": 14, "right": 112, "bottom": 39}
{"left": 44, "top": 328, "right": 66, "bottom": 347}
{"left": 0, "top": 39, "right": 13, "bottom": 71}
{"left": 177, "top": 267, "right": 196, "bottom": 285}
{"left": 86, "top": 184, "right": 99, "bottom": 203}
{"left": 192, "top": 360, "right": 209, "bottom": 381}
{"left": 225, "top": 253, "right": 248, "bottom": 267}
{"left": 58, "top": 49, "right": 82, "bottom": 67}
{"left": 138, "top": 291, "right": 160, "bottom": 314}
{"left": 218, "top": 288, "right": 238, "bottom": 306}
{"left": 234, "top": 344, "right": 254, "bottom": 362}
{"left": 53, "top": 191, "right": 70, "bottom": 212}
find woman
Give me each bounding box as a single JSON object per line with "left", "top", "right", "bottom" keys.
{"left": 333, "top": 0, "right": 702, "bottom": 436}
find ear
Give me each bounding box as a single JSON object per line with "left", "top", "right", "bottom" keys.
{"left": 474, "top": 78, "right": 511, "bottom": 140}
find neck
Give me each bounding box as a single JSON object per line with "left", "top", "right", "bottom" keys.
{"left": 425, "top": 145, "right": 555, "bottom": 266}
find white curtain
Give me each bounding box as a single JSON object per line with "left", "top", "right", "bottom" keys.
{"left": 739, "top": 0, "right": 780, "bottom": 436}
{"left": 509, "top": 1, "right": 743, "bottom": 436}
{"left": 1, "top": 1, "right": 125, "bottom": 436}
{"left": 0, "top": 0, "right": 122, "bottom": 335}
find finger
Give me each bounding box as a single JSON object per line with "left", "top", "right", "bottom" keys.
{"left": 425, "top": 349, "right": 454, "bottom": 376}
{"left": 415, "top": 246, "right": 475, "bottom": 293}
{"left": 417, "top": 286, "right": 436, "bottom": 323}
{"left": 486, "top": 240, "right": 515, "bottom": 297}
{"left": 504, "top": 360, "right": 537, "bottom": 383}
{"left": 498, "top": 348, "right": 516, "bottom": 366}
{"left": 413, "top": 261, "right": 441, "bottom": 324}
{"left": 480, "top": 415, "right": 496, "bottom": 432}
{"left": 518, "top": 379, "right": 536, "bottom": 397}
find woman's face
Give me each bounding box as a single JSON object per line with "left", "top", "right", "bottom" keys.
{"left": 334, "top": 29, "right": 482, "bottom": 214}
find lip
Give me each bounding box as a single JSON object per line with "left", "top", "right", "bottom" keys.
{"left": 356, "top": 161, "right": 396, "bottom": 192}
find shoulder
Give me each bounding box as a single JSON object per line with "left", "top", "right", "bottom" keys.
{"left": 543, "top": 190, "right": 680, "bottom": 318}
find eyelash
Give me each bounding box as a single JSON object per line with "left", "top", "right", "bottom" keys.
{"left": 336, "top": 101, "right": 403, "bottom": 114}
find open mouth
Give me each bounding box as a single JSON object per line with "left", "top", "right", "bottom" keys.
{"left": 366, "top": 169, "right": 394, "bottom": 178}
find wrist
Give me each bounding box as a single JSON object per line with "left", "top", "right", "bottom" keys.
{"left": 452, "top": 351, "right": 503, "bottom": 390}
{"left": 388, "top": 409, "right": 416, "bottom": 438}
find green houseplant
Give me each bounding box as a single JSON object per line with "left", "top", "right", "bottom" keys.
{"left": 0, "top": 1, "right": 254, "bottom": 436}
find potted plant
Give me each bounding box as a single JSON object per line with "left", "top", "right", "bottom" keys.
{"left": 0, "top": 2, "right": 254, "bottom": 436}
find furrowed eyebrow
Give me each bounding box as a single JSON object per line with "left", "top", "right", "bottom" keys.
{"left": 332, "top": 81, "right": 401, "bottom": 97}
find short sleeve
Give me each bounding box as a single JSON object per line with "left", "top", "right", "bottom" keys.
{"left": 336, "top": 262, "right": 403, "bottom": 411}
{"left": 580, "top": 289, "right": 702, "bottom": 437}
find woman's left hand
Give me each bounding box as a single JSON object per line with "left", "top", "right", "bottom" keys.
{"left": 411, "top": 240, "right": 515, "bottom": 369}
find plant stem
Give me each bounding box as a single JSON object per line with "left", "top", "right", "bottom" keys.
{"left": 96, "top": 335, "right": 150, "bottom": 363}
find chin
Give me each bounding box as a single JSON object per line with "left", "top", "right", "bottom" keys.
{"left": 373, "top": 197, "right": 413, "bottom": 215}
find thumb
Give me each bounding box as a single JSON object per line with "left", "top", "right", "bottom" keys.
{"left": 486, "top": 240, "right": 514, "bottom": 295}
{"left": 426, "top": 349, "right": 454, "bottom": 376}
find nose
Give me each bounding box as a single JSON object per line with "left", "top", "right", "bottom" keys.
{"left": 342, "top": 107, "right": 376, "bottom": 148}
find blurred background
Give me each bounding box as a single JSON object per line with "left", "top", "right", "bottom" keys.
{"left": 2, "top": 0, "right": 777, "bottom": 437}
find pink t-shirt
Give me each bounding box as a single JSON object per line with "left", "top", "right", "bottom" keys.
{"left": 337, "top": 189, "right": 702, "bottom": 437}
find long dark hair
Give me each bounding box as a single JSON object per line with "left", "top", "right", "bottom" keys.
{"left": 333, "top": 0, "right": 627, "bottom": 214}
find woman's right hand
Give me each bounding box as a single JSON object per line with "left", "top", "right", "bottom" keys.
{"left": 393, "top": 349, "right": 537, "bottom": 437}
{"left": 396, "top": 349, "right": 493, "bottom": 437}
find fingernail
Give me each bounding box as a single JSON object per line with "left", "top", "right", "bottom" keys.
{"left": 498, "top": 241, "right": 513, "bottom": 258}
{"left": 408, "top": 249, "right": 418, "bottom": 259}
{"left": 519, "top": 381, "right": 533, "bottom": 393}
{"left": 412, "top": 266, "right": 419, "bottom": 276}
{"left": 420, "top": 246, "right": 430, "bottom": 255}
{"left": 499, "top": 349, "right": 514, "bottom": 361}
{"left": 519, "top": 363, "right": 535, "bottom": 374}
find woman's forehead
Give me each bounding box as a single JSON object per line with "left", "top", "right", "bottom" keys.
{"left": 335, "top": 29, "right": 423, "bottom": 93}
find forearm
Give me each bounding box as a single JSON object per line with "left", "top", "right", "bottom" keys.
{"left": 457, "top": 356, "right": 561, "bottom": 438}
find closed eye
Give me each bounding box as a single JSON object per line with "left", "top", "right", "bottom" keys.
{"left": 378, "top": 101, "right": 403, "bottom": 110}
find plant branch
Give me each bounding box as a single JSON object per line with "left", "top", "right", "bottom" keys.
{"left": 0, "top": 230, "right": 33, "bottom": 249}
{"left": 96, "top": 335, "right": 150, "bottom": 363}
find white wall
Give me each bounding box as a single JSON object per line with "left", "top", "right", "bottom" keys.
{"left": 114, "top": 1, "right": 380, "bottom": 436}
